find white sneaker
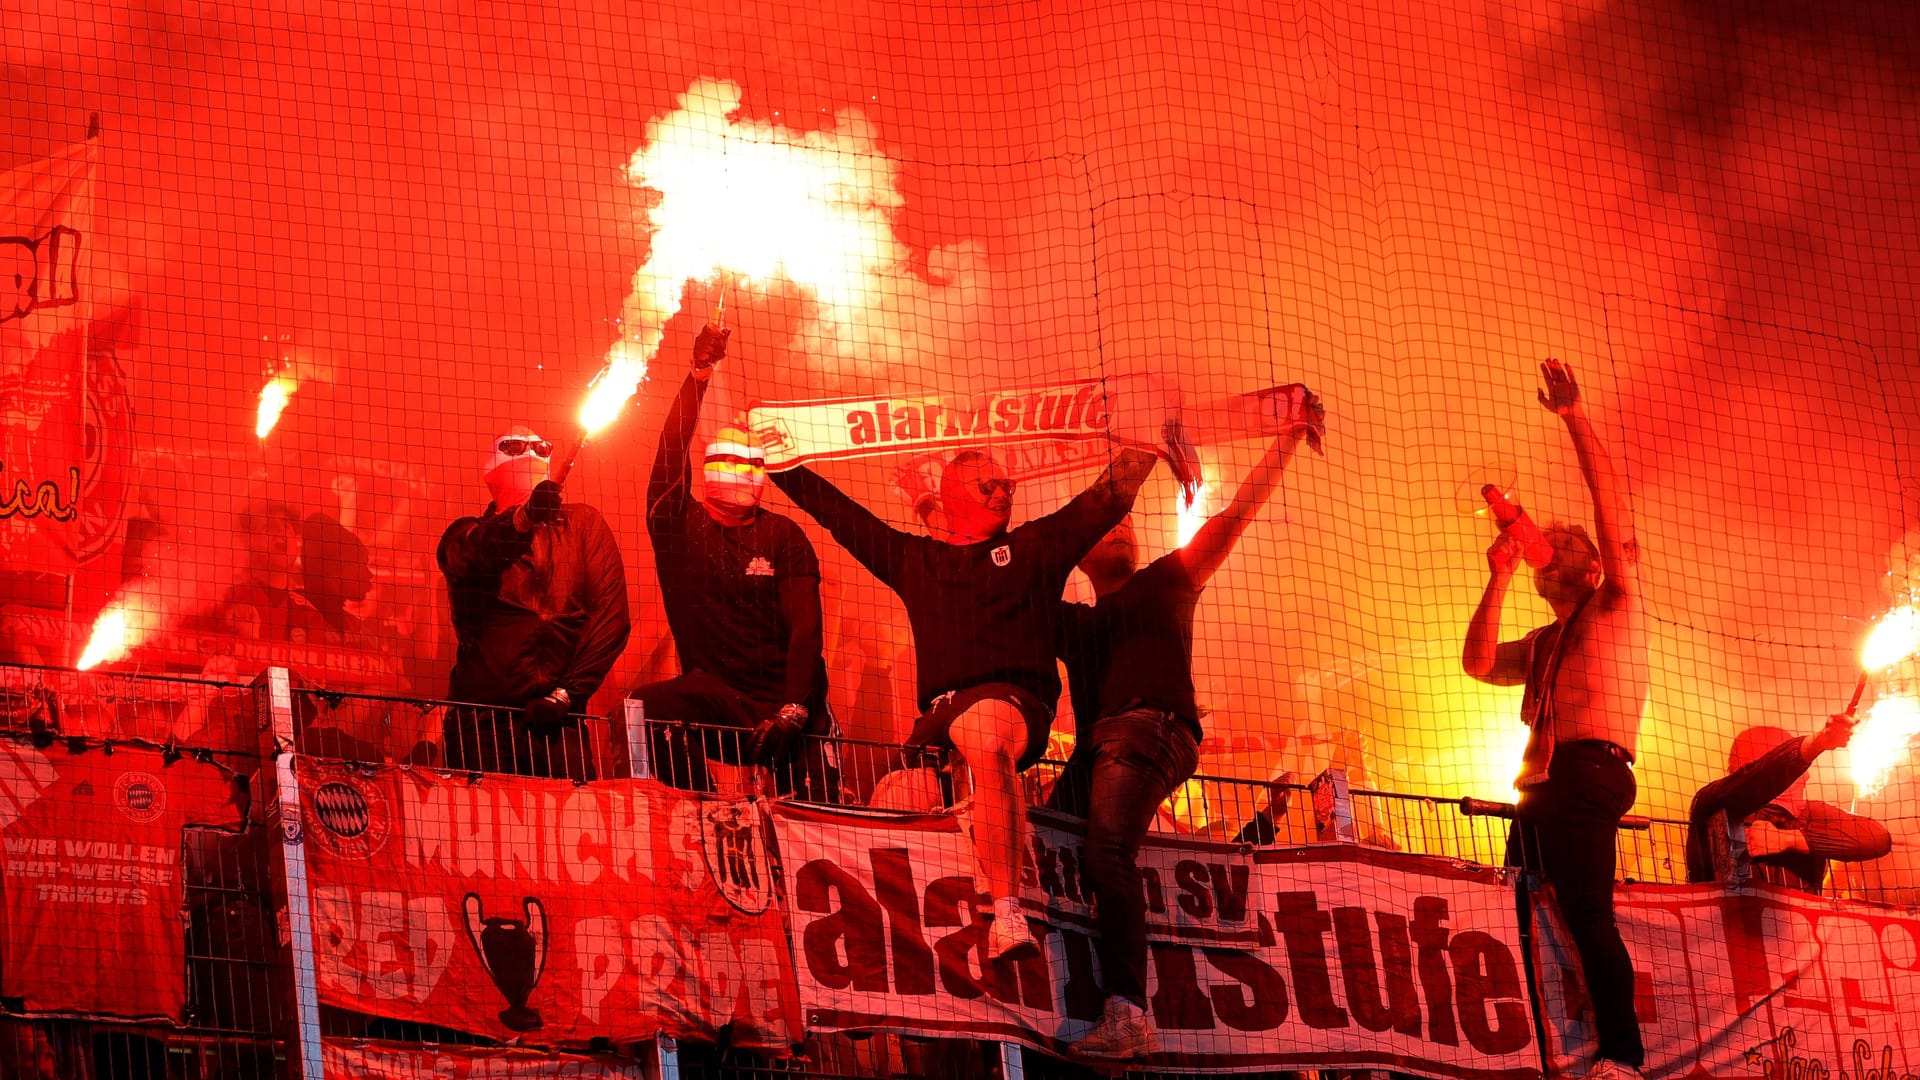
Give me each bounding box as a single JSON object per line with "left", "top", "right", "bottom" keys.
{"left": 1073, "top": 997, "right": 1159, "bottom": 1060}
{"left": 1587, "top": 1060, "right": 1646, "bottom": 1080}
{"left": 987, "top": 896, "right": 1038, "bottom": 961}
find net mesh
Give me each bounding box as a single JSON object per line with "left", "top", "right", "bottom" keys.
{"left": 3, "top": 0, "right": 1917, "bottom": 1075}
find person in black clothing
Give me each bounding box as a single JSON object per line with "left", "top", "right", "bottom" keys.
{"left": 438, "top": 428, "right": 630, "bottom": 780}
{"left": 1051, "top": 397, "right": 1320, "bottom": 1060}
{"left": 631, "top": 327, "right": 835, "bottom": 798}
{"left": 1686, "top": 713, "right": 1890, "bottom": 894}
{"left": 772, "top": 439, "right": 1167, "bottom": 961}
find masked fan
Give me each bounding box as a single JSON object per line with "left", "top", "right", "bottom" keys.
{"left": 437, "top": 427, "right": 630, "bottom": 779}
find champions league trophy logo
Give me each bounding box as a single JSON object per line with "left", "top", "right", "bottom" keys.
{"left": 461, "top": 895, "right": 547, "bottom": 1032}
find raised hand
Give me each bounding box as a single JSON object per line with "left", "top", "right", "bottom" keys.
{"left": 1537, "top": 358, "right": 1581, "bottom": 416}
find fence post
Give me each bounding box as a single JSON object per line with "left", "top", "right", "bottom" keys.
{"left": 253, "top": 666, "right": 325, "bottom": 1080}
{"left": 1311, "top": 767, "right": 1357, "bottom": 844}
{"left": 625, "top": 698, "right": 652, "bottom": 780}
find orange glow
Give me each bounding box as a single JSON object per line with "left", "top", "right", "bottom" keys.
{"left": 1852, "top": 694, "right": 1920, "bottom": 799}
{"left": 1861, "top": 605, "right": 1920, "bottom": 672}
{"left": 256, "top": 375, "right": 296, "bottom": 439}
{"left": 1176, "top": 482, "right": 1208, "bottom": 547}
{"left": 76, "top": 606, "right": 129, "bottom": 670}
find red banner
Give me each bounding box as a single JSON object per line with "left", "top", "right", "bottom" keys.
{"left": 1534, "top": 881, "right": 1920, "bottom": 1079}
{"left": 322, "top": 1039, "right": 646, "bottom": 1078}
{"left": 0, "top": 741, "right": 242, "bottom": 1019}
{"left": 297, "top": 759, "right": 801, "bottom": 1050}
{"left": 774, "top": 802, "right": 1538, "bottom": 1079}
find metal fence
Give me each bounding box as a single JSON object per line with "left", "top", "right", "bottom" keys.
{"left": 0, "top": 661, "right": 1908, "bottom": 1079}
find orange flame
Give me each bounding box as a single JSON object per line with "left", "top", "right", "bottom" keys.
{"left": 1852, "top": 693, "right": 1920, "bottom": 799}
{"left": 579, "top": 78, "right": 902, "bottom": 436}
{"left": 1860, "top": 605, "right": 1920, "bottom": 671}
{"left": 76, "top": 606, "right": 129, "bottom": 670}
{"left": 256, "top": 375, "right": 297, "bottom": 439}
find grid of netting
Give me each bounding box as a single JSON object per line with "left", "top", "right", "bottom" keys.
{"left": 4, "top": 0, "right": 1918, "bottom": 1076}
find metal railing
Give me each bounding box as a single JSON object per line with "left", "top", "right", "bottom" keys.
{"left": 4, "top": 660, "right": 1911, "bottom": 1079}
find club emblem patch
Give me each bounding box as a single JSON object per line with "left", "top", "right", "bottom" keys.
{"left": 991, "top": 544, "right": 1012, "bottom": 567}
{"left": 115, "top": 770, "right": 165, "bottom": 824}
{"left": 308, "top": 776, "right": 390, "bottom": 859}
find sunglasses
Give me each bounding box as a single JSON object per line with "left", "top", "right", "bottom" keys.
{"left": 497, "top": 438, "right": 553, "bottom": 459}
{"left": 974, "top": 477, "right": 1016, "bottom": 497}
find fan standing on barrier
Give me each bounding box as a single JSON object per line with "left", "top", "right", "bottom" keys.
{"left": 1052, "top": 390, "right": 1322, "bottom": 1060}
{"left": 1686, "top": 714, "right": 1891, "bottom": 894}
{"left": 438, "top": 429, "right": 632, "bottom": 780}
{"left": 631, "top": 326, "right": 835, "bottom": 798}
{"left": 1462, "top": 358, "right": 1647, "bottom": 1079}
{"left": 771, "top": 436, "right": 1168, "bottom": 961}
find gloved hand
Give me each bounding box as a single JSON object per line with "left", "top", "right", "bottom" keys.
{"left": 747, "top": 705, "right": 806, "bottom": 766}
{"left": 524, "top": 479, "right": 564, "bottom": 526}
{"left": 524, "top": 688, "right": 571, "bottom": 734}
{"left": 692, "top": 325, "right": 732, "bottom": 379}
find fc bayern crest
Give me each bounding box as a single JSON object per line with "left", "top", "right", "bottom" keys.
{"left": 700, "top": 799, "right": 775, "bottom": 915}
{"left": 307, "top": 776, "right": 391, "bottom": 859}
{"left": 114, "top": 770, "right": 166, "bottom": 824}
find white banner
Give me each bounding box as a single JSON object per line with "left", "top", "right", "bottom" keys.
{"left": 772, "top": 802, "right": 1538, "bottom": 1079}
{"left": 748, "top": 376, "right": 1318, "bottom": 469}
{"left": 1534, "top": 882, "right": 1920, "bottom": 1080}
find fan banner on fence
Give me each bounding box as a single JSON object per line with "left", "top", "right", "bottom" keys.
{"left": 1532, "top": 882, "right": 1920, "bottom": 1080}
{"left": 1, "top": 137, "right": 135, "bottom": 580}
{"left": 322, "top": 1038, "right": 647, "bottom": 1078}
{"left": 295, "top": 759, "right": 802, "bottom": 1050}
{"left": 746, "top": 375, "right": 1317, "bottom": 469}
{"left": 770, "top": 802, "right": 1538, "bottom": 1079}
{"left": 0, "top": 741, "right": 242, "bottom": 1020}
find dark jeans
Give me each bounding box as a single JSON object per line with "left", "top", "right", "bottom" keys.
{"left": 1507, "top": 739, "right": 1642, "bottom": 1067}
{"left": 632, "top": 671, "right": 839, "bottom": 801}
{"left": 1049, "top": 707, "right": 1200, "bottom": 1007}
{"left": 442, "top": 705, "right": 600, "bottom": 782}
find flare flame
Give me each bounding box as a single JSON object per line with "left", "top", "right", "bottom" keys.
{"left": 76, "top": 606, "right": 129, "bottom": 670}
{"left": 1861, "top": 605, "right": 1920, "bottom": 672}
{"left": 1853, "top": 694, "right": 1920, "bottom": 799}
{"left": 256, "top": 375, "right": 297, "bottom": 439}
{"left": 578, "top": 78, "right": 906, "bottom": 436}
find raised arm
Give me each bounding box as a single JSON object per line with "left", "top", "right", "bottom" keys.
{"left": 1045, "top": 446, "right": 1160, "bottom": 556}
{"left": 1539, "top": 359, "right": 1638, "bottom": 593}
{"left": 1462, "top": 532, "right": 1532, "bottom": 683}
{"left": 769, "top": 465, "right": 904, "bottom": 585}
{"left": 646, "top": 328, "right": 728, "bottom": 527}
{"left": 1178, "top": 423, "right": 1305, "bottom": 587}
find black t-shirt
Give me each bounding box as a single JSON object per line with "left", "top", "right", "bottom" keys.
{"left": 773, "top": 462, "right": 1143, "bottom": 713}
{"left": 647, "top": 374, "right": 827, "bottom": 712}
{"left": 651, "top": 504, "right": 826, "bottom": 710}
{"left": 1058, "top": 551, "right": 1204, "bottom": 736}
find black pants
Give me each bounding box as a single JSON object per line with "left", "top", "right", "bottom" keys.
{"left": 442, "top": 705, "right": 600, "bottom": 782}
{"left": 1507, "top": 739, "right": 1643, "bottom": 1067}
{"left": 632, "top": 671, "right": 839, "bottom": 801}
{"left": 1049, "top": 707, "right": 1200, "bottom": 1007}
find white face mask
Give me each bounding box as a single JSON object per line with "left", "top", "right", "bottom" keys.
{"left": 483, "top": 429, "right": 552, "bottom": 508}
{"left": 700, "top": 430, "right": 767, "bottom": 512}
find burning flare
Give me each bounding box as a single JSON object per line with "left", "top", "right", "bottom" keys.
{"left": 579, "top": 78, "right": 908, "bottom": 437}
{"left": 1861, "top": 605, "right": 1920, "bottom": 672}
{"left": 256, "top": 374, "right": 297, "bottom": 439}
{"left": 1852, "top": 694, "right": 1920, "bottom": 799}
{"left": 1176, "top": 483, "right": 1209, "bottom": 547}
{"left": 76, "top": 606, "right": 129, "bottom": 670}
